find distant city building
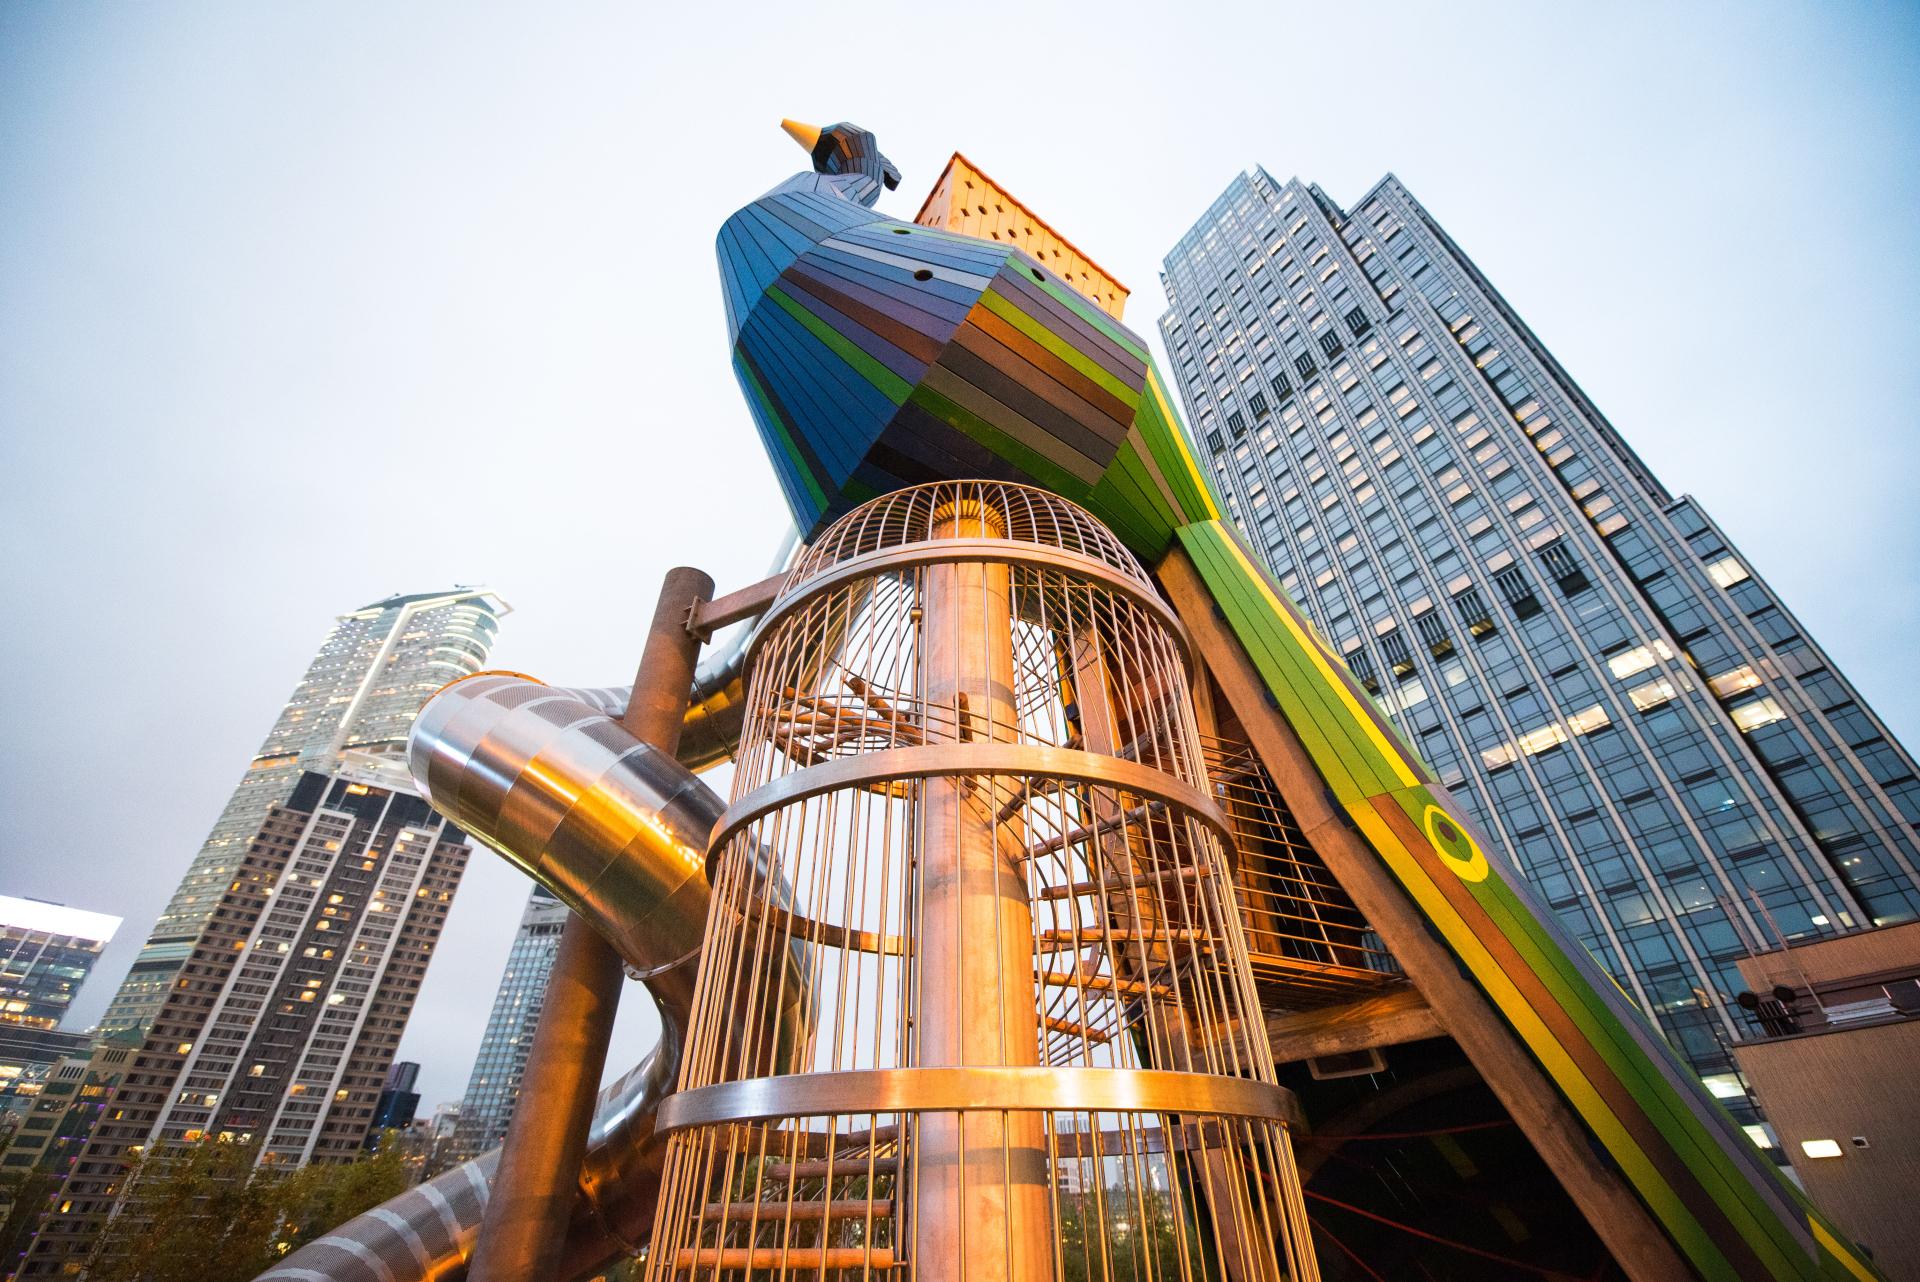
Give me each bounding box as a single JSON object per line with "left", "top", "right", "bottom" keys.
{"left": 0, "top": 896, "right": 119, "bottom": 1120}
{"left": 99, "top": 588, "right": 507, "bottom": 1040}
{"left": 15, "top": 763, "right": 471, "bottom": 1278}
{"left": 0, "top": 896, "right": 120, "bottom": 1031}
{"left": 1728, "top": 922, "right": 1920, "bottom": 1278}
{"left": 0, "top": 1033, "right": 139, "bottom": 1270}
{"left": 422, "top": 1101, "right": 463, "bottom": 1177}
{"left": 1159, "top": 169, "right": 1920, "bottom": 1109}
{"left": 448, "top": 885, "right": 566, "bottom": 1162}
{"left": 368, "top": 1060, "right": 422, "bottom": 1144}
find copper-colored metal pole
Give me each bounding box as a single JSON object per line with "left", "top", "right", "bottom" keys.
{"left": 913, "top": 498, "right": 1050, "bottom": 1282}
{"left": 467, "top": 566, "right": 714, "bottom": 1282}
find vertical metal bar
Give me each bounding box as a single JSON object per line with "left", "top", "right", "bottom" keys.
{"left": 467, "top": 566, "right": 714, "bottom": 1282}
{"left": 913, "top": 497, "right": 1049, "bottom": 1282}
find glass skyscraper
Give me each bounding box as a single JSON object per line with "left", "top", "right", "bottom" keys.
{"left": 1158, "top": 169, "right": 1920, "bottom": 1105}
{"left": 448, "top": 884, "right": 567, "bottom": 1163}
{"left": 100, "top": 588, "right": 508, "bottom": 1039}
{"left": 0, "top": 897, "right": 120, "bottom": 1118}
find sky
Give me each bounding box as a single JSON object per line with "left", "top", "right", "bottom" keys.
{"left": 2, "top": 1, "right": 1916, "bottom": 1111}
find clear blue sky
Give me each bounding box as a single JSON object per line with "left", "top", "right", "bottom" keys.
{"left": 3, "top": 1, "right": 1915, "bottom": 1109}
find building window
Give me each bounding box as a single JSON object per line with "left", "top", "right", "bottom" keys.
{"left": 1414, "top": 612, "right": 1453, "bottom": 657}
{"left": 1379, "top": 630, "right": 1415, "bottom": 677}
{"left": 1345, "top": 306, "right": 1371, "bottom": 337}
{"left": 1730, "top": 696, "right": 1787, "bottom": 732}
{"left": 1493, "top": 566, "right": 1541, "bottom": 619}
{"left": 1537, "top": 540, "right": 1591, "bottom": 595}
{"left": 1452, "top": 587, "right": 1496, "bottom": 637}
{"left": 1271, "top": 373, "right": 1293, "bottom": 403}
{"left": 1227, "top": 411, "right": 1248, "bottom": 437}
{"left": 1705, "top": 555, "right": 1750, "bottom": 588}
{"left": 1318, "top": 332, "right": 1343, "bottom": 359}
{"left": 1293, "top": 353, "right": 1317, "bottom": 380}
{"left": 1248, "top": 390, "right": 1270, "bottom": 417}
{"left": 1205, "top": 429, "right": 1225, "bottom": 454}
{"left": 1345, "top": 647, "right": 1380, "bottom": 693}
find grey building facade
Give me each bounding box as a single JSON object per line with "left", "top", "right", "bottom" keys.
{"left": 100, "top": 588, "right": 507, "bottom": 1039}
{"left": 1158, "top": 169, "right": 1920, "bottom": 1114}
{"left": 447, "top": 885, "right": 567, "bottom": 1163}
{"left": 15, "top": 762, "right": 471, "bottom": 1278}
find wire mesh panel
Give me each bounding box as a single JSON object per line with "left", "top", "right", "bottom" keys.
{"left": 647, "top": 482, "right": 1319, "bottom": 1281}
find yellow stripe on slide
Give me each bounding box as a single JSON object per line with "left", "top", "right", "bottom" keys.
{"left": 1147, "top": 373, "right": 1219, "bottom": 521}
{"left": 1216, "top": 530, "right": 1420, "bottom": 790}
{"left": 1346, "top": 803, "right": 1725, "bottom": 1273}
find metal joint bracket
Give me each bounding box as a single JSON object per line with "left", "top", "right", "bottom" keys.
{"left": 686, "top": 570, "right": 792, "bottom": 642}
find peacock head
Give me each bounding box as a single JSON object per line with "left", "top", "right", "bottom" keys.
{"left": 781, "top": 119, "right": 901, "bottom": 202}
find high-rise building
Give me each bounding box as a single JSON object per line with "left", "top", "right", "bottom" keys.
{"left": 0, "top": 897, "right": 120, "bottom": 1121}
{"left": 447, "top": 885, "right": 567, "bottom": 1162}
{"left": 0, "top": 897, "right": 120, "bottom": 1032}
{"left": 15, "top": 761, "right": 471, "bottom": 1277}
{"left": 0, "top": 1033, "right": 139, "bottom": 1270}
{"left": 1157, "top": 168, "right": 1920, "bottom": 1105}
{"left": 100, "top": 588, "right": 507, "bottom": 1039}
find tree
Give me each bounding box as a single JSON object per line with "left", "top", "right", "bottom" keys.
{"left": 270, "top": 1134, "right": 412, "bottom": 1257}
{"left": 88, "top": 1139, "right": 284, "bottom": 1282}
{"left": 84, "top": 1134, "right": 414, "bottom": 1282}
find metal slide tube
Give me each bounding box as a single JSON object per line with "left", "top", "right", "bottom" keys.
{"left": 258, "top": 669, "right": 733, "bottom": 1282}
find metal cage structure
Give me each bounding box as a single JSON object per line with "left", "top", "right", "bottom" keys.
{"left": 646, "top": 482, "right": 1318, "bottom": 1281}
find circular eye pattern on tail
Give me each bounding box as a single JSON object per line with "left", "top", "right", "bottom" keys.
{"left": 1422, "top": 804, "right": 1490, "bottom": 883}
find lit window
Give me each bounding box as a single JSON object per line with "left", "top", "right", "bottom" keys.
{"left": 1517, "top": 724, "right": 1568, "bottom": 756}
{"left": 1742, "top": 1124, "right": 1777, "bottom": 1150}
{"left": 1567, "top": 704, "right": 1612, "bottom": 736}
{"left": 1628, "top": 678, "right": 1679, "bottom": 711}
{"left": 1799, "top": 1138, "right": 1844, "bottom": 1160}
{"left": 1707, "top": 666, "right": 1762, "bottom": 699}
{"left": 1706, "top": 556, "right": 1749, "bottom": 588}
{"left": 1700, "top": 1073, "right": 1746, "bottom": 1101}
{"left": 1608, "top": 641, "right": 1673, "bottom": 680}
{"left": 1730, "top": 697, "right": 1787, "bottom": 732}
{"left": 1480, "top": 743, "right": 1517, "bottom": 770}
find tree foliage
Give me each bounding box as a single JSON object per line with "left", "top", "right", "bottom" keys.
{"left": 86, "top": 1134, "right": 412, "bottom": 1282}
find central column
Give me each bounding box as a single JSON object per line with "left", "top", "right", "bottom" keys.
{"left": 914, "top": 496, "right": 1050, "bottom": 1282}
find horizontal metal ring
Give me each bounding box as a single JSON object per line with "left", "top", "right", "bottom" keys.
{"left": 655, "top": 1067, "right": 1296, "bottom": 1136}
{"left": 744, "top": 537, "right": 1190, "bottom": 666}
{"left": 709, "top": 743, "right": 1233, "bottom": 862}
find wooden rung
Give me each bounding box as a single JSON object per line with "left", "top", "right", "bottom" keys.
{"left": 1035, "top": 970, "right": 1172, "bottom": 998}
{"left": 674, "top": 1246, "right": 897, "bottom": 1270}
{"left": 1023, "top": 799, "right": 1164, "bottom": 861}
{"left": 1040, "top": 1014, "right": 1112, "bottom": 1044}
{"left": 1036, "top": 865, "right": 1210, "bottom": 901}
{"left": 700, "top": 1198, "right": 894, "bottom": 1221}
{"left": 1037, "top": 928, "right": 1213, "bottom": 948}
{"left": 764, "top": 1155, "right": 899, "bottom": 1182}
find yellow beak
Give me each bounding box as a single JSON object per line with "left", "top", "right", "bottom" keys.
{"left": 781, "top": 119, "right": 823, "bottom": 153}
